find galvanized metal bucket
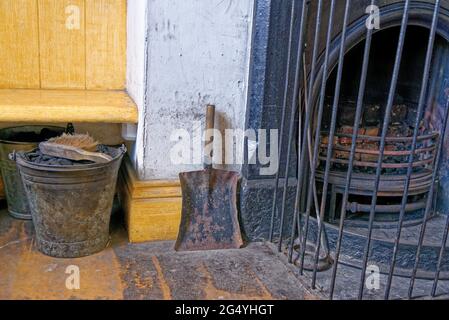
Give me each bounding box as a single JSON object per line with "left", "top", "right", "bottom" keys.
{"left": 0, "top": 126, "right": 65, "bottom": 219}
{"left": 12, "top": 145, "right": 126, "bottom": 258}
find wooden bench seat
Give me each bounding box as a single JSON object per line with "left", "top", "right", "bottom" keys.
{"left": 0, "top": 89, "right": 138, "bottom": 124}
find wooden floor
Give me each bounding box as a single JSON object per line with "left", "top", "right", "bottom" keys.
{"left": 0, "top": 204, "right": 317, "bottom": 300}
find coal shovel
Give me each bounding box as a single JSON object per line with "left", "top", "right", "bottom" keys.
{"left": 175, "top": 105, "right": 243, "bottom": 251}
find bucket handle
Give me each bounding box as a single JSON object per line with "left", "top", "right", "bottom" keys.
{"left": 119, "top": 144, "right": 127, "bottom": 155}
{"left": 65, "top": 123, "right": 75, "bottom": 135}
{"left": 8, "top": 150, "right": 16, "bottom": 162}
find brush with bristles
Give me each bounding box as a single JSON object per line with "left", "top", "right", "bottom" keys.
{"left": 47, "top": 133, "right": 99, "bottom": 151}
{"left": 39, "top": 133, "right": 113, "bottom": 163}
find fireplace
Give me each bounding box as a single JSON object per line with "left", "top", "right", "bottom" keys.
{"left": 241, "top": 0, "right": 449, "bottom": 300}
{"left": 317, "top": 25, "right": 447, "bottom": 227}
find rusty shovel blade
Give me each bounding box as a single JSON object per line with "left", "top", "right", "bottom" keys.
{"left": 175, "top": 168, "right": 243, "bottom": 251}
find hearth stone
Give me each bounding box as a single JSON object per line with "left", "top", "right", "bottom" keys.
{"left": 239, "top": 178, "right": 296, "bottom": 241}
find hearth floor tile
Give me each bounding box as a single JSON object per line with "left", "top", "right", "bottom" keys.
{"left": 0, "top": 204, "right": 318, "bottom": 300}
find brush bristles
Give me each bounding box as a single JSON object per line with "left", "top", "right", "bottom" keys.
{"left": 47, "top": 133, "right": 99, "bottom": 152}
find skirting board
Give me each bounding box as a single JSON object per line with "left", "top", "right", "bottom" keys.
{"left": 118, "top": 156, "right": 182, "bottom": 243}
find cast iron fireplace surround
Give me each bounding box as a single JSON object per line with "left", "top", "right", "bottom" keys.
{"left": 241, "top": 0, "right": 449, "bottom": 299}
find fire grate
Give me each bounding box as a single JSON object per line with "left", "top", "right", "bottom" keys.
{"left": 269, "top": 0, "right": 449, "bottom": 300}
{"left": 317, "top": 128, "right": 439, "bottom": 225}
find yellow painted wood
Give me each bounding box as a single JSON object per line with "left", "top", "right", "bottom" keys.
{"left": 0, "top": 89, "right": 138, "bottom": 123}
{"left": 126, "top": 198, "right": 182, "bottom": 243}
{"left": 38, "top": 0, "right": 86, "bottom": 89}
{"left": 86, "top": 0, "right": 126, "bottom": 89}
{"left": 0, "top": 0, "right": 40, "bottom": 88}
{"left": 0, "top": 0, "right": 127, "bottom": 91}
{"left": 118, "top": 157, "right": 182, "bottom": 243}
{"left": 120, "top": 158, "right": 182, "bottom": 200}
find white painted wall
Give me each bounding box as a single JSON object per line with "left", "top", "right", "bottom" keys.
{"left": 126, "top": 0, "right": 149, "bottom": 178}
{"left": 140, "top": 0, "right": 254, "bottom": 180}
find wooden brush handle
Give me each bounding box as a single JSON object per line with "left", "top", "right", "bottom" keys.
{"left": 39, "top": 142, "right": 113, "bottom": 163}
{"left": 204, "top": 104, "right": 215, "bottom": 169}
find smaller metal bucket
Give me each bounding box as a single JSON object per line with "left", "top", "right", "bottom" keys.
{"left": 0, "top": 126, "right": 65, "bottom": 219}
{"left": 13, "top": 145, "right": 126, "bottom": 258}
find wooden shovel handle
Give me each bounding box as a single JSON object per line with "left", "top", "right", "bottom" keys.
{"left": 206, "top": 104, "right": 215, "bottom": 132}
{"left": 204, "top": 104, "right": 215, "bottom": 168}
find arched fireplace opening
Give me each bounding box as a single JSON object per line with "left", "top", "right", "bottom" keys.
{"left": 317, "top": 25, "right": 449, "bottom": 227}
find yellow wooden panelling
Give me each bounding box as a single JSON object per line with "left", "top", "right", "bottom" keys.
{"left": 126, "top": 198, "right": 182, "bottom": 243}
{"left": 118, "top": 157, "right": 182, "bottom": 243}
{"left": 0, "top": 0, "right": 40, "bottom": 88}
{"left": 86, "top": 0, "right": 126, "bottom": 89}
{"left": 38, "top": 0, "right": 86, "bottom": 89}
{"left": 0, "top": 0, "right": 126, "bottom": 90}
{"left": 0, "top": 89, "right": 138, "bottom": 123}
